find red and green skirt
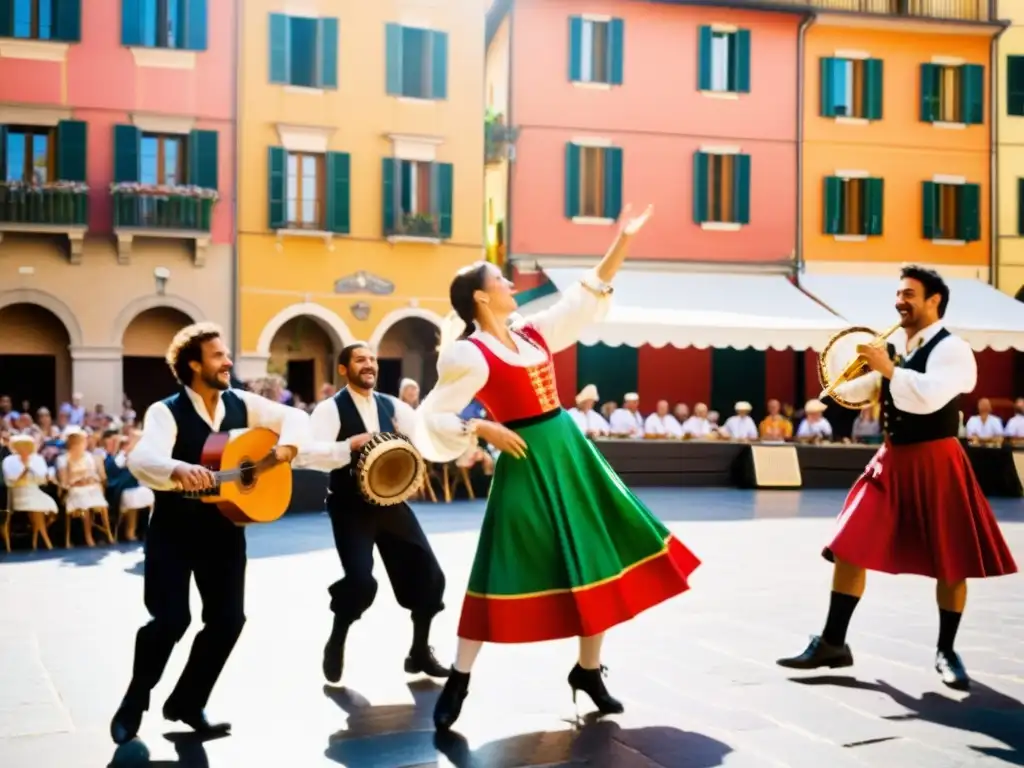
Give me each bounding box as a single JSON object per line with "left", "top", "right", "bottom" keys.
{"left": 457, "top": 410, "right": 701, "bottom": 643}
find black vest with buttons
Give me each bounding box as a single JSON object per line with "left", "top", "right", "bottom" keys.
{"left": 880, "top": 328, "right": 960, "bottom": 445}
{"left": 327, "top": 387, "right": 397, "bottom": 499}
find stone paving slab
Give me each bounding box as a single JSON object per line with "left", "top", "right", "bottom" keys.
{"left": 0, "top": 488, "right": 1020, "bottom": 767}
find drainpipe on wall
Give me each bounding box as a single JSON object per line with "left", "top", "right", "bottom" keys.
{"left": 230, "top": 0, "right": 241, "bottom": 357}
{"left": 794, "top": 12, "right": 816, "bottom": 281}
{"left": 990, "top": 19, "right": 1009, "bottom": 289}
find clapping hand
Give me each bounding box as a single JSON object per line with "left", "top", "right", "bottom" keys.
{"left": 619, "top": 203, "right": 654, "bottom": 236}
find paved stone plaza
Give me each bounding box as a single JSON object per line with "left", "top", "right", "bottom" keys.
{"left": 1, "top": 488, "right": 1022, "bottom": 768}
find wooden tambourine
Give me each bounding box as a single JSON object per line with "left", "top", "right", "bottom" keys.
{"left": 354, "top": 432, "right": 426, "bottom": 506}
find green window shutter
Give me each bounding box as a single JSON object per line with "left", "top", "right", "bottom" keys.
{"left": 53, "top": 0, "right": 81, "bottom": 42}
{"left": 113, "top": 125, "right": 141, "bottom": 183}
{"left": 602, "top": 147, "right": 623, "bottom": 220}
{"left": 864, "top": 58, "right": 883, "bottom": 120}
{"left": 0, "top": 0, "right": 11, "bottom": 38}
{"left": 693, "top": 151, "right": 709, "bottom": 224}
{"left": 960, "top": 64, "right": 984, "bottom": 125}
{"left": 185, "top": 0, "right": 207, "bottom": 50}
{"left": 733, "top": 29, "right": 751, "bottom": 93}
{"left": 382, "top": 157, "right": 396, "bottom": 232}
{"left": 820, "top": 58, "right": 836, "bottom": 117}
{"left": 318, "top": 17, "right": 338, "bottom": 88}
{"left": 267, "top": 146, "right": 286, "bottom": 229}
{"left": 733, "top": 153, "right": 751, "bottom": 224}
{"left": 568, "top": 16, "right": 583, "bottom": 81}
{"left": 1018, "top": 178, "right": 1024, "bottom": 236}
{"left": 325, "top": 151, "right": 351, "bottom": 234}
{"left": 56, "top": 120, "right": 87, "bottom": 182}
{"left": 608, "top": 18, "right": 624, "bottom": 86}
{"left": 430, "top": 31, "right": 448, "bottom": 99}
{"left": 0, "top": 127, "right": 7, "bottom": 179}
{"left": 1009, "top": 57, "right": 1024, "bottom": 116}
{"left": 863, "top": 177, "right": 884, "bottom": 236}
{"left": 957, "top": 183, "right": 981, "bottom": 242}
{"left": 823, "top": 176, "right": 843, "bottom": 234}
{"left": 385, "top": 23, "right": 403, "bottom": 95}
{"left": 121, "top": 0, "right": 144, "bottom": 46}
{"left": 922, "top": 181, "right": 937, "bottom": 239}
{"left": 697, "top": 26, "right": 712, "bottom": 91}
{"left": 269, "top": 14, "right": 289, "bottom": 84}
{"left": 436, "top": 161, "right": 454, "bottom": 238}
{"left": 564, "top": 143, "right": 581, "bottom": 218}
{"left": 920, "top": 63, "right": 940, "bottom": 122}
{"left": 187, "top": 129, "right": 218, "bottom": 190}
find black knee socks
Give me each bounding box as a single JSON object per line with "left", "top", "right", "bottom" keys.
{"left": 822, "top": 591, "right": 860, "bottom": 647}
{"left": 411, "top": 615, "right": 433, "bottom": 654}
{"left": 937, "top": 609, "right": 962, "bottom": 654}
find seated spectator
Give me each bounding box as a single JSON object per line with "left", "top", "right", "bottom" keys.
{"left": 681, "top": 403, "right": 713, "bottom": 439}
{"left": 644, "top": 399, "right": 682, "bottom": 438}
{"left": 966, "top": 398, "right": 1004, "bottom": 444}
{"left": 851, "top": 404, "right": 881, "bottom": 443}
{"left": 569, "top": 385, "right": 611, "bottom": 437}
{"left": 609, "top": 393, "right": 644, "bottom": 438}
{"left": 1, "top": 433, "right": 57, "bottom": 547}
{"left": 399, "top": 378, "right": 420, "bottom": 408}
{"left": 57, "top": 426, "right": 110, "bottom": 547}
{"left": 723, "top": 402, "right": 758, "bottom": 441}
{"left": 1005, "top": 398, "right": 1024, "bottom": 441}
{"left": 673, "top": 403, "right": 690, "bottom": 425}
{"left": 796, "top": 399, "right": 832, "bottom": 443}
{"left": 759, "top": 399, "right": 792, "bottom": 442}
{"left": 102, "top": 429, "right": 154, "bottom": 542}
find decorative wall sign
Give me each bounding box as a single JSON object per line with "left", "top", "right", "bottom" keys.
{"left": 334, "top": 271, "right": 394, "bottom": 295}
{"left": 350, "top": 301, "right": 371, "bottom": 321}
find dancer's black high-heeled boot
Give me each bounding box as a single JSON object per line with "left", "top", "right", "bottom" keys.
{"left": 568, "top": 664, "right": 624, "bottom": 714}
{"left": 433, "top": 669, "right": 470, "bottom": 731}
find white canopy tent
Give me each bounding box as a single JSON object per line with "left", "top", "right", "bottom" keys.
{"left": 798, "top": 274, "right": 1024, "bottom": 352}
{"left": 516, "top": 268, "right": 847, "bottom": 351}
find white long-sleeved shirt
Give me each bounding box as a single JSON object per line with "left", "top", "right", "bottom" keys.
{"left": 568, "top": 407, "right": 611, "bottom": 436}
{"left": 722, "top": 414, "right": 758, "bottom": 440}
{"left": 2, "top": 453, "right": 48, "bottom": 485}
{"left": 965, "top": 414, "right": 1004, "bottom": 439}
{"left": 680, "top": 416, "right": 713, "bottom": 438}
{"left": 609, "top": 408, "right": 644, "bottom": 437}
{"left": 295, "top": 390, "right": 417, "bottom": 471}
{"left": 128, "top": 387, "right": 310, "bottom": 491}
{"left": 1004, "top": 414, "right": 1024, "bottom": 439}
{"left": 644, "top": 413, "right": 682, "bottom": 438}
{"left": 829, "top": 322, "right": 977, "bottom": 416}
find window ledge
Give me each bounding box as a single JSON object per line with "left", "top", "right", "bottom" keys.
{"left": 0, "top": 225, "right": 86, "bottom": 263}
{"left": 129, "top": 47, "right": 196, "bottom": 70}
{"left": 571, "top": 216, "right": 615, "bottom": 226}
{"left": 932, "top": 121, "right": 966, "bottom": 130}
{"left": 700, "top": 90, "right": 740, "bottom": 100}
{"left": 284, "top": 85, "right": 326, "bottom": 95}
{"left": 572, "top": 81, "right": 612, "bottom": 91}
{"left": 931, "top": 238, "right": 966, "bottom": 246}
{"left": 386, "top": 234, "right": 442, "bottom": 245}
{"left": 833, "top": 234, "right": 868, "bottom": 242}
{"left": 834, "top": 116, "right": 869, "bottom": 126}
{"left": 275, "top": 228, "right": 337, "bottom": 251}
{"left": 396, "top": 96, "right": 440, "bottom": 105}
{"left": 700, "top": 222, "right": 742, "bottom": 232}
{"left": 0, "top": 39, "right": 69, "bottom": 62}
{"left": 115, "top": 228, "right": 209, "bottom": 265}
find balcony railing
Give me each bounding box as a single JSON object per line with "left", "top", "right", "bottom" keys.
{"left": 752, "top": 0, "right": 994, "bottom": 21}
{"left": 0, "top": 183, "right": 89, "bottom": 227}
{"left": 112, "top": 186, "right": 216, "bottom": 232}
{"left": 485, "top": 111, "right": 520, "bottom": 165}
{"left": 387, "top": 212, "right": 440, "bottom": 239}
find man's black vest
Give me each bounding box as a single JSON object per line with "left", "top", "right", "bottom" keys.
{"left": 152, "top": 387, "right": 248, "bottom": 515}
{"left": 327, "top": 388, "right": 396, "bottom": 499}
{"left": 881, "top": 327, "right": 960, "bottom": 445}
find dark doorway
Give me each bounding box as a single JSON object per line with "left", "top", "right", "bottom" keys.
{"left": 377, "top": 359, "right": 402, "bottom": 396}
{"left": 0, "top": 355, "right": 57, "bottom": 412}
{"left": 286, "top": 360, "right": 315, "bottom": 404}
{"left": 123, "top": 357, "right": 177, "bottom": 415}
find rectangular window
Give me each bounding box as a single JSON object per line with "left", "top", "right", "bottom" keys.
{"left": 922, "top": 181, "right": 981, "bottom": 242}
{"left": 692, "top": 151, "right": 751, "bottom": 225}
{"left": 697, "top": 26, "right": 751, "bottom": 94}
{"left": 121, "top": 0, "right": 205, "bottom": 51}
{"left": 1008, "top": 56, "right": 1024, "bottom": 117}
{"left": 268, "top": 13, "right": 338, "bottom": 89}
{"left": 286, "top": 151, "right": 324, "bottom": 229}
{"left": 820, "top": 57, "right": 883, "bottom": 120}
{"left": 822, "top": 176, "right": 884, "bottom": 236}
{"left": 920, "top": 63, "right": 984, "bottom": 124}
{"left": 12, "top": 0, "right": 52, "bottom": 40}
{"left": 564, "top": 143, "right": 623, "bottom": 221}
{"left": 385, "top": 23, "right": 448, "bottom": 99}
{"left": 381, "top": 157, "right": 453, "bottom": 238}
{"left": 267, "top": 147, "right": 348, "bottom": 233}
{"left": 3, "top": 126, "right": 54, "bottom": 184}
{"left": 568, "top": 16, "right": 624, "bottom": 86}
{"left": 139, "top": 134, "right": 184, "bottom": 186}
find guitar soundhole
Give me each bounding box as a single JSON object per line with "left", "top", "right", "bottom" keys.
{"left": 238, "top": 460, "right": 256, "bottom": 490}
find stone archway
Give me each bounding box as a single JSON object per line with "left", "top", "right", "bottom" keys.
{"left": 122, "top": 306, "right": 195, "bottom": 414}
{"left": 0, "top": 302, "right": 74, "bottom": 413}
{"left": 375, "top": 314, "right": 442, "bottom": 396}
{"left": 267, "top": 315, "right": 339, "bottom": 406}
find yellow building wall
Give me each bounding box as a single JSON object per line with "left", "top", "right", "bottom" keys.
{"left": 997, "top": 5, "right": 1024, "bottom": 297}
{"left": 485, "top": 16, "right": 510, "bottom": 263}
{"left": 237, "top": 0, "right": 485, "bottom": 381}
{"left": 802, "top": 25, "right": 991, "bottom": 273}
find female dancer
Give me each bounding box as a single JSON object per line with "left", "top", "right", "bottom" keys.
{"left": 414, "top": 205, "right": 701, "bottom": 730}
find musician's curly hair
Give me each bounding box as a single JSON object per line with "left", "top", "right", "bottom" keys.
{"left": 166, "top": 322, "right": 223, "bottom": 385}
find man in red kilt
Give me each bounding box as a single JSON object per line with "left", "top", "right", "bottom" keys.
{"left": 778, "top": 266, "right": 1017, "bottom": 690}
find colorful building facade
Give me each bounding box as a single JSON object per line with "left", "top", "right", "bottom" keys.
{"left": 235, "top": 0, "right": 485, "bottom": 400}
{"left": 0, "top": 0, "right": 236, "bottom": 413}
{"left": 998, "top": 0, "right": 1024, "bottom": 297}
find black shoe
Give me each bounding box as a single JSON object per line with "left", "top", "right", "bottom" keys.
{"left": 323, "top": 621, "right": 350, "bottom": 684}
{"left": 935, "top": 649, "right": 970, "bottom": 691}
{"left": 433, "top": 669, "right": 470, "bottom": 731}
{"left": 567, "top": 664, "right": 624, "bottom": 715}
{"left": 110, "top": 701, "right": 144, "bottom": 745}
{"left": 776, "top": 635, "right": 854, "bottom": 670}
{"left": 162, "top": 702, "right": 231, "bottom": 736}
{"left": 405, "top": 646, "right": 452, "bottom": 678}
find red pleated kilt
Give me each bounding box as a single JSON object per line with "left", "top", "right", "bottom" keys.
{"left": 824, "top": 437, "right": 1017, "bottom": 581}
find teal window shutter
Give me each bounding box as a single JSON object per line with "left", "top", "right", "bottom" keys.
{"left": 823, "top": 176, "right": 843, "bottom": 234}
{"left": 693, "top": 151, "right": 709, "bottom": 223}
{"left": 608, "top": 18, "right": 624, "bottom": 86}
{"left": 1009, "top": 56, "right": 1024, "bottom": 116}
{"left": 0, "top": 127, "right": 7, "bottom": 179}
{"left": 56, "top": 120, "right": 87, "bottom": 182}
{"left": 325, "top": 151, "right": 351, "bottom": 234}
{"left": 0, "top": 0, "right": 11, "bottom": 38}
{"left": 697, "top": 26, "right": 712, "bottom": 91}
{"left": 385, "top": 23, "right": 403, "bottom": 95}
{"left": 53, "top": 0, "right": 81, "bottom": 42}
{"left": 733, "top": 29, "right": 751, "bottom": 93}
{"left": 431, "top": 31, "right": 448, "bottom": 99}
{"left": 863, "top": 177, "right": 884, "bottom": 235}
{"left": 921, "top": 181, "right": 937, "bottom": 239}
{"left": 957, "top": 183, "right": 981, "bottom": 241}
{"left": 318, "top": 17, "right": 338, "bottom": 88}
{"left": 382, "top": 157, "right": 396, "bottom": 232}
{"left": 960, "top": 64, "right": 984, "bottom": 125}
{"left": 733, "top": 153, "right": 751, "bottom": 224}
{"left": 185, "top": 0, "right": 207, "bottom": 51}
{"left": 269, "top": 13, "right": 289, "bottom": 84}
{"left": 568, "top": 16, "right": 583, "bottom": 82}
{"left": 436, "top": 162, "right": 454, "bottom": 238}
{"left": 267, "top": 146, "right": 286, "bottom": 229}
{"left": 564, "top": 143, "right": 581, "bottom": 218}
{"left": 113, "top": 125, "right": 141, "bottom": 182}
{"left": 121, "top": 0, "right": 144, "bottom": 46}
{"left": 187, "top": 129, "right": 218, "bottom": 190}
{"left": 820, "top": 58, "right": 836, "bottom": 117}
{"left": 920, "top": 63, "right": 940, "bottom": 122}
{"left": 864, "top": 58, "right": 883, "bottom": 120}
{"left": 602, "top": 147, "right": 623, "bottom": 220}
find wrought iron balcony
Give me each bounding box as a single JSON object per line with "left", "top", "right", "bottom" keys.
{"left": 485, "top": 110, "right": 519, "bottom": 165}
{"left": 753, "top": 0, "right": 995, "bottom": 22}
{"left": 111, "top": 183, "right": 217, "bottom": 265}
{"left": 0, "top": 182, "right": 89, "bottom": 262}
{"left": 386, "top": 211, "right": 440, "bottom": 240}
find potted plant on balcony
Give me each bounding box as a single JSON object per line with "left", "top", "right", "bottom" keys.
{"left": 109, "top": 182, "right": 219, "bottom": 230}
{"left": 0, "top": 179, "right": 89, "bottom": 226}
{"left": 485, "top": 108, "right": 519, "bottom": 164}
{"left": 401, "top": 212, "right": 437, "bottom": 237}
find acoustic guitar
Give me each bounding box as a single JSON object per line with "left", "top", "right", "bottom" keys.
{"left": 183, "top": 427, "right": 293, "bottom": 524}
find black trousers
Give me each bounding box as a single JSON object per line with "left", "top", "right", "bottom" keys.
{"left": 123, "top": 507, "right": 247, "bottom": 712}
{"left": 326, "top": 495, "right": 445, "bottom": 624}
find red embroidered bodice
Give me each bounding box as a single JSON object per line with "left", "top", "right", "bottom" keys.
{"left": 467, "top": 324, "right": 561, "bottom": 423}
